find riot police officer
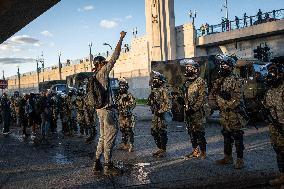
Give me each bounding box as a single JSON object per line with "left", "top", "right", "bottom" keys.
{"left": 147, "top": 71, "right": 172, "bottom": 158}
{"left": 182, "top": 59, "right": 208, "bottom": 159}
{"left": 0, "top": 93, "right": 11, "bottom": 135}
{"left": 263, "top": 57, "right": 284, "bottom": 186}
{"left": 76, "top": 87, "right": 88, "bottom": 137}
{"left": 116, "top": 79, "right": 136, "bottom": 152}
{"left": 212, "top": 54, "right": 247, "bottom": 169}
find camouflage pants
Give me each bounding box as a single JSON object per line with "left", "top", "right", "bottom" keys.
{"left": 220, "top": 110, "right": 243, "bottom": 130}
{"left": 222, "top": 129, "right": 244, "bottom": 158}
{"left": 119, "top": 115, "right": 135, "bottom": 145}
{"left": 1, "top": 112, "right": 11, "bottom": 133}
{"left": 185, "top": 111, "right": 207, "bottom": 151}
{"left": 85, "top": 108, "right": 98, "bottom": 137}
{"left": 151, "top": 115, "right": 168, "bottom": 150}
{"left": 95, "top": 108, "right": 118, "bottom": 163}
{"left": 269, "top": 124, "right": 284, "bottom": 172}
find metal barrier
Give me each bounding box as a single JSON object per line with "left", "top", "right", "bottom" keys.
{"left": 197, "top": 9, "right": 284, "bottom": 37}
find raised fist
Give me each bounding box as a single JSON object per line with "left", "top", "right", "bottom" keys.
{"left": 120, "top": 31, "right": 127, "bottom": 38}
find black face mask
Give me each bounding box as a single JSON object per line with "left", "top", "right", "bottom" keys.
{"left": 152, "top": 79, "right": 162, "bottom": 88}
{"left": 218, "top": 63, "right": 232, "bottom": 77}
{"left": 266, "top": 71, "right": 282, "bottom": 88}
{"left": 119, "top": 86, "right": 127, "bottom": 94}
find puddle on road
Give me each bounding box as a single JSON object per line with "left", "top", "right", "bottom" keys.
{"left": 119, "top": 162, "right": 151, "bottom": 185}
{"left": 53, "top": 152, "right": 73, "bottom": 165}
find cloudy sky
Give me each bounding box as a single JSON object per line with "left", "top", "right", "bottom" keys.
{"left": 0, "top": 0, "right": 283, "bottom": 77}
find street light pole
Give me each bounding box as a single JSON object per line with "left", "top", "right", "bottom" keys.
{"left": 223, "top": 0, "right": 229, "bottom": 21}
{"left": 58, "top": 52, "right": 62, "bottom": 80}
{"left": 17, "top": 66, "right": 20, "bottom": 92}
{"left": 89, "top": 42, "right": 93, "bottom": 71}
{"left": 36, "top": 60, "right": 40, "bottom": 92}
{"left": 189, "top": 10, "right": 197, "bottom": 26}
{"left": 132, "top": 27, "right": 138, "bottom": 38}
{"left": 103, "top": 43, "right": 113, "bottom": 57}
{"left": 41, "top": 52, "right": 45, "bottom": 82}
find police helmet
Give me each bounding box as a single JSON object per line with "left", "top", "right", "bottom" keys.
{"left": 152, "top": 71, "right": 166, "bottom": 88}
{"left": 215, "top": 54, "right": 236, "bottom": 77}
{"left": 180, "top": 59, "right": 200, "bottom": 80}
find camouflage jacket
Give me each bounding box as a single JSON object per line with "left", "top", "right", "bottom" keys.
{"left": 116, "top": 92, "right": 136, "bottom": 117}
{"left": 212, "top": 75, "right": 245, "bottom": 130}
{"left": 183, "top": 77, "right": 207, "bottom": 112}
{"left": 76, "top": 95, "right": 85, "bottom": 111}
{"left": 147, "top": 86, "right": 172, "bottom": 114}
{"left": 264, "top": 83, "right": 284, "bottom": 124}
{"left": 213, "top": 75, "right": 242, "bottom": 111}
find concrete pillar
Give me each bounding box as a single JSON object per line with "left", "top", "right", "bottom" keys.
{"left": 145, "top": 0, "right": 177, "bottom": 61}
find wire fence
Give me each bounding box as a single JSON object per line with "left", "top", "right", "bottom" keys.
{"left": 197, "top": 9, "right": 284, "bottom": 37}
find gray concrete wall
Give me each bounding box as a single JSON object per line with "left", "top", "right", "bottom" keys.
{"left": 197, "top": 33, "right": 284, "bottom": 58}
{"left": 125, "top": 76, "right": 150, "bottom": 99}
{"left": 196, "top": 19, "right": 284, "bottom": 47}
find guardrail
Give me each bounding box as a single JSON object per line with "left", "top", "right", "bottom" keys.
{"left": 197, "top": 9, "right": 284, "bottom": 37}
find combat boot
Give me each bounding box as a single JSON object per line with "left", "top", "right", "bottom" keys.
{"left": 156, "top": 149, "right": 167, "bottom": 158}
{"left": 216, "top": 154, "right": 233, "bottom": 165}
{"left": 152, "top": 149, "right": 164, "bottom": 157}
{"left": 93, "top": 159, "right": 103, "bottom": 175}
{"left": 269, "top": 173, "right": 284, "bottom": 186}
{"left": 129, "top": 144, "right": 134, "bottom": 152}
{"left": 118, "top": 143, "right": 128, "bottom": 150}
{"left": 85, "top": 135, "right": 95, "bottom": 144}
{"left": 185, "top": 148, "right": 200, "bottom": 159}
{"left": 234, "top": 158, "right": 244, "bottom": 169}
{"left": 200, "top": 151, "right": 206, "bottom": 160}
{"left": 103, "top": 162, "right": 122, "bottom": 176}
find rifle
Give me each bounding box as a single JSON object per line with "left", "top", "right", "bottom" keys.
{"left": 260, "top": 105, "right": 284, "bottom": 137}
{"left": 147, "top": 91, "right": 161, "bottom": 117}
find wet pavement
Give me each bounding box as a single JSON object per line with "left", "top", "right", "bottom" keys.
{"left": 0, "top": 105, "right": 281, "bottom": 189}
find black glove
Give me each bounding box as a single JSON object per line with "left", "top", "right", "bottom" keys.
{"left": 219, "top": 91, "right": 232, "bottom": 101}
{"left": 154, "top": 112, "right": 163, "bottom": 117}
{"left": 186, "top": 108, "right": 195, "bottom": 116}
{"left": 177, "top": 97, "right": 185, "bottom": 105}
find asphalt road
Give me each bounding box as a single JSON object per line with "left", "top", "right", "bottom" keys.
{"left": 0, "top": 105, "right": 281, "bottom": 189}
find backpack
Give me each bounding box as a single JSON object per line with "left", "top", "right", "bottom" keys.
{"left": 85, "top": 75, "right": 108, "bottom": 109}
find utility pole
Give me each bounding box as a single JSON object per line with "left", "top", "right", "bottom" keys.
{"left": 132, "top": 27, "right": 138, "bottom": 38}
{"left": 224, "top": 0, "right": 229, "bottom": 21}
{"left": 58, "top": 52, "right": 62, "bottom": 80}
{"left": 189, "top": 10, "right": 197, "bottom": 26}
{"left": 17, "top": 66, "right": 20, "bottom": 92}
{"left": 36, "top": 60, "right": 40, "bottom": 92}
{"left": 41, "top": 51, "right": 45, "bottom": 82}
{"left": 1, "top": 70, "right": 4, "bottom": 95}
{"left": 89, "top": 42, "right": 93, "bottom": 71}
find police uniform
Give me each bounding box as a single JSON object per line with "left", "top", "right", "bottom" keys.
{"left": 213, "top": 55, "right": 246, "bottom": 169}
{"left": 148, "top": 76, "right": 172, "bottom": 158}
{"left": 116, "top": 91, "right": 136, "bottom": 151}
{"left": 76, "top": 93, "right": 88, "bottom": 135}
{"left": 66, "top": 93, "right": 77, "bottom": 134}
{"left": 0, "top": 94, "right": 11, "bottom": 134}
{"left": 263, "top": 59, "right": 284, "bottom": 186}
{"left": 184, "top": 77, "right": 207, "bottom": 159}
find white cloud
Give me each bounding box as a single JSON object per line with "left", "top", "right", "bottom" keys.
{"left": 78, "top": 5, "right": 94, "bottom": 12}
{"left": 0, "top": 57, "right": 36, "bottom": 65}
{"left": 125, "top": 15, "right": 133, "bottom": 19}
{"left": 84, "top": 5, "right": 94, "bottom": 11}
{"left": 0, "top": 35, "right": 41, "bottom": 53}
{"left": 114, "top": 18, "right": 123, "bottom": 22}
{"left": 49, "top": 42, "right": 55, "bottom": 47}
{"left": 10, "top": 35, "right": 39, "bottom": 44}
{"left": 100, "top": 19, "right": 119, "bottom": 29}
{"left": 41, "top": 30, "right": 53, "bottom": 37}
